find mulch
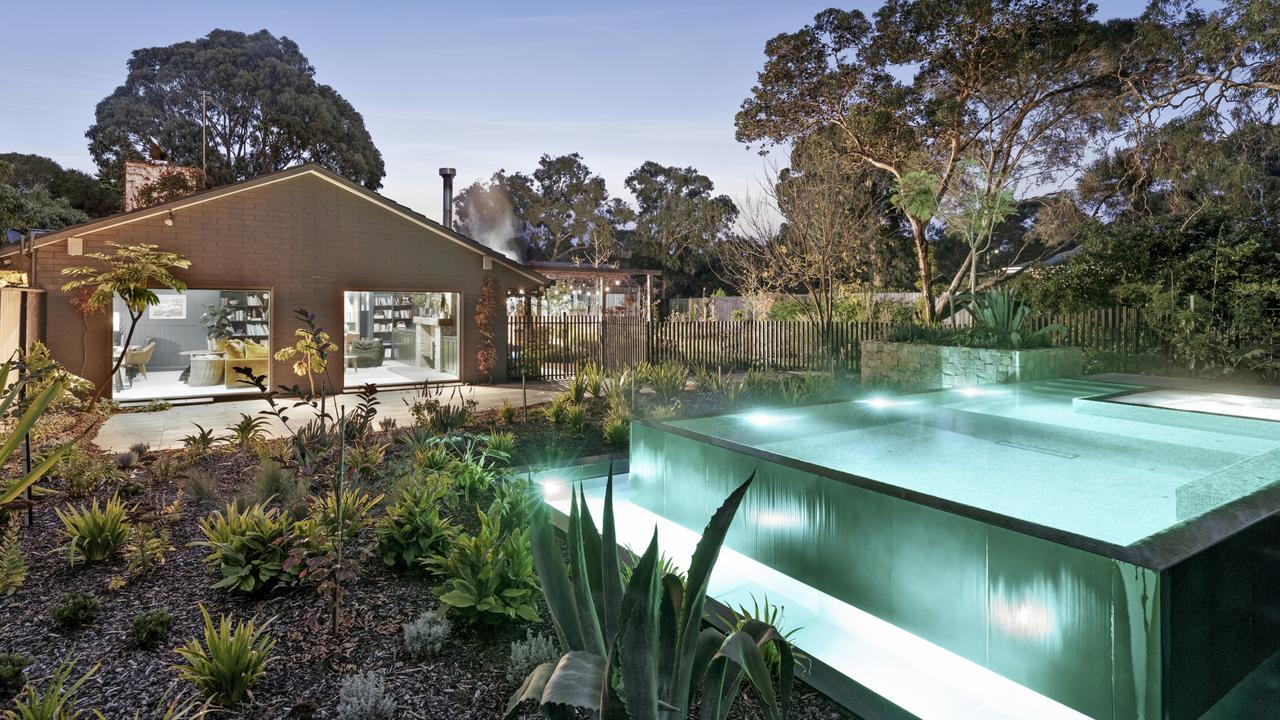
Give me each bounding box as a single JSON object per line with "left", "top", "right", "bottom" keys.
{"left": 0, "top": 411, "right": 851, "bottom": 719}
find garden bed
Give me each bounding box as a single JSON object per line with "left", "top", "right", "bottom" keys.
{"left": 1, "top": 396, "right": 850, "bottom": 718}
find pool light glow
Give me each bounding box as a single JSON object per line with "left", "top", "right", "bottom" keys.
{"left": 743, "top": 410, "right": 793, "bottom": 427}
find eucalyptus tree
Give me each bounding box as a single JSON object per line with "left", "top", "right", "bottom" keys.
{"left": 735, "top": 1, "right": 1133, "bottom": 320}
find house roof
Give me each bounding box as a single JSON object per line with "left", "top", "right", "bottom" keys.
{"left": 2, "top": 163, "right": 550, "bottom": 286}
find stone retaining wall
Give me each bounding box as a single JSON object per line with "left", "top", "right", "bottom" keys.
{"left": 860, "top": 340, "right": 1083, "bottom": 391}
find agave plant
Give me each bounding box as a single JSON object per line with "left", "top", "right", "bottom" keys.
{"left": 506, "top": 470, "right": 793, "bottom": 719}
{"left": 961, "top": 290, "right": 1065, "bottom": 349}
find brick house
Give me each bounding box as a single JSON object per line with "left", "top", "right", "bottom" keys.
{"left": 3, "top": 163, "right": 548, "bottom": 401}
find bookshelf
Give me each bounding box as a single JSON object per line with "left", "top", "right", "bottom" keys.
{"left": 220, "top": 290, "right": 270, "bottom": 341}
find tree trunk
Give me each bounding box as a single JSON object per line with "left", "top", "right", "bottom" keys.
{"left": 87, "top": 309, "right": 142, "bottom": 409}
{"left": 909, "top": 218, "right": 936, "bottom": 323}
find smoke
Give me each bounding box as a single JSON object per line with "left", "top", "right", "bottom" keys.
{"left": 464, "top": 184, "right": 522, "bottom": 262}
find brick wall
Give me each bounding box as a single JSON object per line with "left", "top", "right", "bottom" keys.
{"left": 27, "top": 172, "right": 538, "bottom": 396}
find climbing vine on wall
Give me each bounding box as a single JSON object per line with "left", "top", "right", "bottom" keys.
{"left": 475, "top": 275, "right": 500, "bottom": 382}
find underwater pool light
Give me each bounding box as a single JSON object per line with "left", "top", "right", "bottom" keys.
{"left": 538, "top": 477, "right": 569, "bottom": 500}
{"left": 860, "top": 396, "right": 896, "bottom": 410}
{"left": 955, "top": 386, "right": 986, "bottom": 397}
{"left": 743, "top": 410, "right": 793, "bottom": 427}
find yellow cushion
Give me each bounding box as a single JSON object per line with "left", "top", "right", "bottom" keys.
{"left": 224, "top": 341, "right": 245, "bottom": 359}
{"left": 245, "top": 340, "right": 269, "bottom": 359}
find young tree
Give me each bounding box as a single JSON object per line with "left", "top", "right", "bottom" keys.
{"left": 87, "top": 29, "right": 384, "bottom": 190}
{"left": 60, "top": 242, "right": 191, "bottom": 407}
{"left": 735, "top": 2, "right": 1130, "bottom": 320}
{"left": 722, "top": 138, "right": 893, "bottom": 326}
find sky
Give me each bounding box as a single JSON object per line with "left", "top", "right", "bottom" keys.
{"left": 2, "top": 0, "right": 1147, "bottom": 225}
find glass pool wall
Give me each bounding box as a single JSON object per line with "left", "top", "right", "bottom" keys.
{"left": 630, "top": 414, "right": 1280, "bottom": 720}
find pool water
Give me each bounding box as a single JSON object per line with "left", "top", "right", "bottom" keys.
{"left": 665, "top": 378, "right": 1280, "bottom": 547}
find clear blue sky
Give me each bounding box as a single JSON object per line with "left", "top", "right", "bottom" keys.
{"left": 2, "top": 0, "right": 1147, "bottom": 223}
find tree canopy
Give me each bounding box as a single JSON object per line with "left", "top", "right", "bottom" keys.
{"left": 0, "top": 161, "right": 89, "bottom": 233}
{"left": 0, "top": 153, "right": 119, "bottom": 218}
{"left": 87, "top": 29, "right": 384, "bottom": 190}
{"left": 735, "top": 1, "right": 1134, "bottom": 320}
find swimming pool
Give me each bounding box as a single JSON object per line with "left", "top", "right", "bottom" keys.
{"left": 627, "top": 378, "right": 1280, "bottom": 720}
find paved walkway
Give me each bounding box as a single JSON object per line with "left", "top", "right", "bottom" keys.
{"left": 93, "top": 382, "right": 561, "bottom": 452}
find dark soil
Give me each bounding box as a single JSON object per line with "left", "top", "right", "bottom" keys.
{"left": 1, "top": 413, "right": 851, "bottom": 719}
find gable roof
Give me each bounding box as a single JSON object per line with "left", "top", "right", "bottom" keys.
{"left": 3, "top": 163, "right": 549, "bottom": 286}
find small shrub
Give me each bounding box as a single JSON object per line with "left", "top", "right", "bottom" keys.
{"left": 4, "top": 657, "right": 99, "bottom": 718}
{"left": 128, "top": 441, "right": 151, "bottom": 459}
{"left": 130, "top": 609, "right": 174, "bottom": 650}
{"left": 174, "top": 605, "right": 275, "bottom": 706}
{"left": 227, "top": 414, "right": 269, "bottom": 450}
{"left": 541, "top": 395, "right": 570, "bottom": 425}
{"left": 427, "top": 504, "right": 540, "bottom": 624}
{"left": 564, "top": 403, "right": 587, "bottom": 433}
{"left": 182, "top": 424, "right": 221, "bottom": 456}
{"left": 497, "top": 400, "right": 518, "bottom": 425}
{"left": 375, "top": 474, "right": 457, "bottom": 571}
{"left": 117, "top": 479, "right": 145, "bottom": 499}
{"left": 196, "top": 501, "right": 300, "bottom": 593}
{"left": 377, "top": 416, "right": 397, "bottom": 434}
{"left": 490, "top": 477, "right": 537, "bottom": 534}
{"left": 115, "top": 450, "right": 140, "bottom": 470}
{"left": 645, "top": 361, "right": 688, "bottom": 403}
{"left": 183, "top": 469, "right": 219, "bottom": 501}
{"left": 402, "top": 610, "right": 451, "bottom": 660}
{"left": 719, "top": 594, "right": 803, "bottom": 675}
{"left": 56, "top": 495, "right": 130, "bottom": 564}
{"left": 123, "top": 524, "right": 169, "bottom": 577}
{"left": 54, "top": 445, "right": 117, "bottom": 498}
{"left": 150, "top": 454, "right": 184, "bottom": 484}
{"left": 51, "top": 591, "right": 100, "bottom": 629}
{"left": 249, "top": 460, "right": 294, "bottom": 503}
{"left": 335, "top": 671, "right": 396, "bottom": 720}
{"left": 0, "top": 522, "right": 27, "bottom": 596}
{"left": 484, "top": 430, "right": 517, "bottom": 463}
{"left": 602, "top": 412, "right": 630, "bottom": 446}
{"left": 0, "top": 652, "right": 33, "bottom": 700}
{"left": 565, "top": 374, "right": 588, "bottom": 403}
{"left": 506, "top": 630, "right": 559, "bottom": 684}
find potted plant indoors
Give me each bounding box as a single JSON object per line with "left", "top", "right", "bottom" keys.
{"left": 201, "top": 304, "right": 235, "bottom": 351}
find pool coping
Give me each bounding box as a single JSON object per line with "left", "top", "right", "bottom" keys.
{"left": 636, "top": 386, "right": 1280, "bottom": 571}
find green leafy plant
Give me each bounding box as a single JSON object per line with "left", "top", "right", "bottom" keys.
{"left": 375, "top": 473, "right": 456, "bottom": 571}
{"left": 506, "top": 471, "right": 794, "bottom": 719}
{"left": 51, "top": 591, "right": 101, "bottom": 630}
{"left": 227, "top": 414, "right": 268, "bottom": 450}
{"left": 490, "top": 477, "right": 538, "bottom": 534}
{"left": 427, "top": 503, "right": 540, "bottom": 624}
{"left": 49, "top": 445, "right": 116, "bottom": 500}
{"left": 131, "top": 609, "right": 175, "bottom": 650}
{"left": 402, "top": 610, "right": 451, "bottom": 660}
{"left": 542, "top": 394, "right": 571, "bottom": 425}
{"left": 123, "top": 524, "right": 169, "bottom": 577}
{"left": 497, "top": 400, "right": 518, "bottom": 425}
{"left": 56, "top": 495, "right": 130, "bottom": 564}
{"left": 0, "top": 652, "right": 33, "bottom": 700}
{"left": 201, "top": 304, "right": 235, "bottom": 343}
{"left": 174, "top": 605, "right": 275, "bottom": 706}
{"left": 0, "top": 522, "right": 27, "bottom": 596}
{"left": 0, "top": 362, "right": 75, "bottom": 513}
{"left": 564, "top": 403, "right": 587, "bottom": 433}
{"left": 644, "top": 361, "right": 688, "bottom": 404}
{"left": 484, "top": 431, "right": 517, "bottom": 462}
{"left": 565, "top": 373, "right": 588, "bottom": 403}
{"left": 887, "top": 323, "right": 958, "bottom": 345}
{"left": 181, "top": 424, "right": 221, "bottom": 456}
{"left": 3, "top": 657, "right": 100, "bottom": 719}
{"left": 602, "top": 411, "right": 630, "bottom": 446}
{"left": 195, "top": 501, "right": 300, "bottom": 593}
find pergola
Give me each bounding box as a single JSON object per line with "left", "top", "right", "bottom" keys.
{"left": 520, "top": 261, "right": 662, "bottom": 320}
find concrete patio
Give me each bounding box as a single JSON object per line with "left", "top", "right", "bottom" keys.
{"left": 93, "top": 382, "right": 561, "bottom": 452}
